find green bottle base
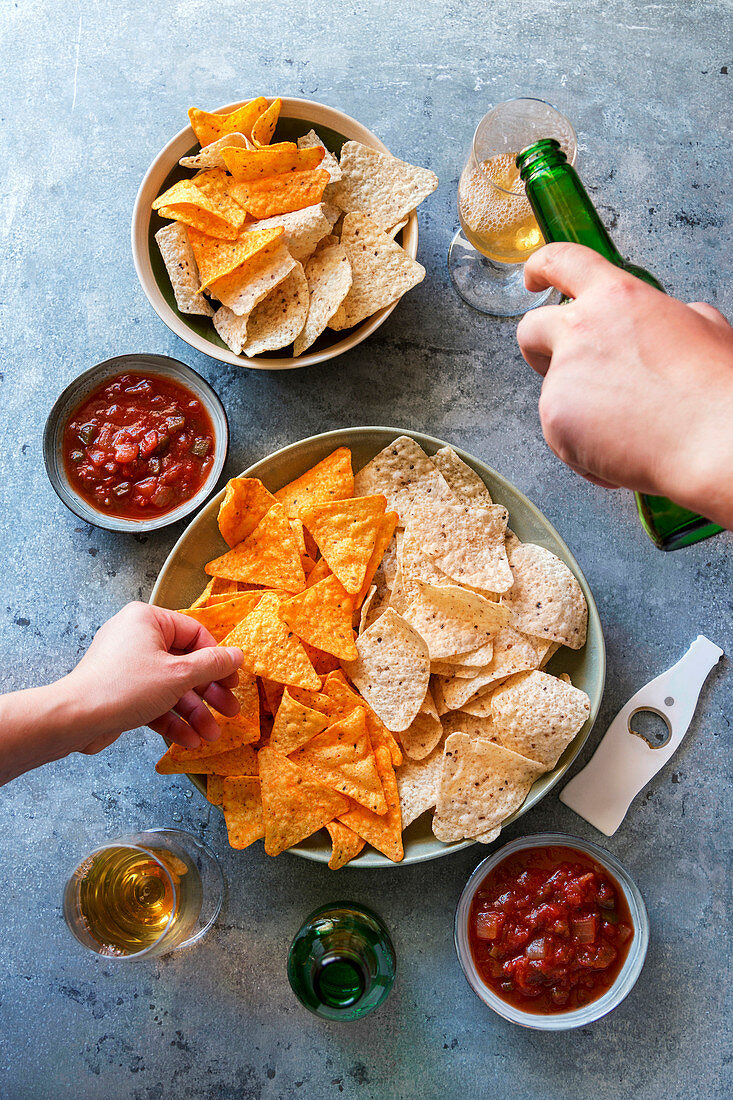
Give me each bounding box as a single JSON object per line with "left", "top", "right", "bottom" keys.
{"left": 287, "top": 903, "right": 396, "bottom": 1022}
{"left": 635, "top": 492, "right": 724, "bottom": 551}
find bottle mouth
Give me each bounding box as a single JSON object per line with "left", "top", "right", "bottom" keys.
{"left": 312, "top": 951, "right": 369, "bottom": 1009}
{"left": 516, "top": 138, "right": 568, "bottom": 181}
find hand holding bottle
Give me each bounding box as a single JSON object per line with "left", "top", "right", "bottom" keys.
{"left": 516, "top": 242, "right": 733, "bottom": 530}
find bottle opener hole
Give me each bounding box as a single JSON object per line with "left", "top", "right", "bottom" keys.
{"left": 628, "top": 707, "right": 672, "bottom": 749}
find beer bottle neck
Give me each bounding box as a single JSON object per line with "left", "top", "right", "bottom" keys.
{"left": 516, "top": 139, "right": 625, "bottom": 266}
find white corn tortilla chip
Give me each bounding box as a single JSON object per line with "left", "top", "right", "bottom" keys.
{"left": 490, "top": 670, "right": 591, "bottom": 768}
{"left": 436, "top": 636, "right": 497, "bottom": 669}
{"left": 297, "top": 130, "right": 342, "bottom": 182}
{"left": 432, "top": 734, "right": 545, "bottom": 843}
{"left": 242, "top": 262, "right": 309, "bottom": 356}
{"left": 315, "top": 233, "right": 339, "bottom": 253}
{"left": 358, "top": 585, "right": 388, "bottom": 634}
{"left": 398, "top": 686, "right": 443, "bottom": 760}
{"left": 396, "top": 734, "right": 446, "bottom": 827}
{"left": 504, "top": 543, "right": 588, "bottom": 650}
{"left": 180, "top": 132, "right": 251, "bottom": 170}
{"left": 243, "top": 204, "right": 335, "bottom": 263}
{"left": 441, "top": 711, "right": 500, "bottom": 743}
{"left": 429, "top": 651, "right": 490, "bottom": 677}
{"left": 436, "top": 627, "right": 541, "bottom": 710}
{"left": 328, "top": 213, "right": 425, "bottom": 330}
{"left": 209, "top": 243, "right": 296, "bottom": 317}
{"left": 456, "top": 693, "right": 495, "bottom": 717}
{"left": 328, "top": 141, "right": 438, "bottom": 230}
{"left": 388, "top": 219, "right": 408, "bottom": 239}
{"left": 538, "top": 640, "right": 561, "bottom": 667}
{"left": 293, "top": 241, "right": 352, "bottom": 356}
{"left": 354, "top": 436, "right": 453, "bottom": 518}
{"left": 213, "top": 306, "right": 247, "bottom": 354}
{"left": 155, "top": 222, "right": 213, "bottom": 316}
{"left": 408, "top": 499, "right": 513, "bottom": 593}
{"left": 402, "top": 582, "right": 510, "bottom": 659}
{"left": 342, "top": 608, "right": 430, "bottom": 733}
{"left": 431, "top": 446, "right": 493, "bottom": 506}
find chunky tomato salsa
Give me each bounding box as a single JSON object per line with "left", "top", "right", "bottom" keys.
{"left": 63, "top": 373, "right": 215, "bottom": 519}
{"left": 469, "top": 845, "right": 633, "bottom": 1013}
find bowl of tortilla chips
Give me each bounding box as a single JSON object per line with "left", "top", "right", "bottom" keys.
{"left": 132, "top": 97, "right": 437, "bottom": 370}
{"left": 150, "top": 428, "right": 605, "bottom": 869}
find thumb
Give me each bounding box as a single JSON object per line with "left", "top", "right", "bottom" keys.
{"left": 175, "top": 645, "right": 243, "bottom": 688}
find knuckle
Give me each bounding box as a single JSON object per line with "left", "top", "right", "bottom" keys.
{"left": 538, "top": 384, "right": 576, "bottom": 463}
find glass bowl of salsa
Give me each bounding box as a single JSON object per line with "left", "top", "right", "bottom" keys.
{"left": 44, "top": 354, "right": 228, "bottom": 533}
{"left": 454, "top": 833, "right": 649, "bottom": 1029}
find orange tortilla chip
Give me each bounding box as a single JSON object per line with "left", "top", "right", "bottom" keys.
{"left": 338, "top": 744, "right": 403, "bottom": 861}
{"left": 188, "top": 225, "right": 285, "bottom": 290}
{"left": 326, "top": 821, "right": 365, "bottom": 869}
{"left": 287, "top": 686, "right": 332, "bottom": 713}
{"left": 258, "top": 746, "right": 349, "bottom": 856}
{"left": 223, "top": 777, "right": 264, "bottom": 849}
{"left": 250, "top": 97, "right": 281, "bottom": 146}
{"left": 178, "top": 592, "right": 264, "bottom": 641}
{"left": 156, "top": 741, "right": 259, "bottom": 776}
{"left": 189, "top": 579, "right": 215, "bottom": 609}
{"left": 218, "top": 477, "right": 277, "bottom": 547}
{"left": 207, "top": 774, "right": 224, "bottom": 805}
{"left": 270, "top": 689, "right": 330, "bottom": 755}
{"left": 302, "top": 641, "right": 341, "bottom": 676}
{"left": 291, "top": 707, "right": 387, "bottom": 814}
{"left": 205, "top": 503, "right": 306, "bottom": 593}
{"left": 289, "top": 518, "right": 307, "bottom": 557}
{"left": 305, "top": 557, "right": 332, "bottom": 588}
{"left": 355, "top": 511, "right": 399, "bottom": 607}
{"left": 230, "top": 168, "right": 329, "bottom": 219}
{"left": 188, "top": 97, "right": 269, "bottom": 146}
{"left": 321, "top": 670, "right": 403, "bottom": 767}
{"left": 222, "top": 143, "right": 324, "bottom": 181}
{"left": 260, "top": 677, "right": 285, "bottom": 716}
{"left": 221, "top": 593, "right": 320, "bottom": 689}
{"left": 208, "top": 577, "right": 240, "bottom": 598}
{"left": 192, "top": 168, "right": 249, "bottom": 229}
{"left": 299, "top": 495, "right": 387, "bottom": 595}
{"left": 157, "top": 203, "right": 239, "bottom": 240}
{"left": 275, "top": 448, "right": 354, "bottom": 518}
{"left": 280, "top": 574, "right": 357, "bottom": 660}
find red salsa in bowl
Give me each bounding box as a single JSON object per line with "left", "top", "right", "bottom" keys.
{"left": 455, "top": 835, "right": 648, "bottom": 1028}
{"left": 62, "top": 372, "right": 215, "bottom": 520}
{"left": 468, "top": 845, "right": 633, "bottom": 1014}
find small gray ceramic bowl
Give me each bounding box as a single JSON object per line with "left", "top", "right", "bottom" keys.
{"left": 44, "top": 353, "right": 229, "bottom": 533}
{"left": 455, "top": 833, "right": 649, "bottom": 1029}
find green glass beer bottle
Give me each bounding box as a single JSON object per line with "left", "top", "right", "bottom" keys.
{"left": 516, "top": 138, "right": 724, "bottom": 551}
{"left": 287, "top": 903, "right": 396, "bottom": 1022}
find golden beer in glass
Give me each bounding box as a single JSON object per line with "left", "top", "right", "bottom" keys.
{"left": 449, "top": 98, "right": 577, "bottom": 315}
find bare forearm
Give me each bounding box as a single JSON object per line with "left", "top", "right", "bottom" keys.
{"left": 0, "top": 678, "right": 93, "bottom": 786}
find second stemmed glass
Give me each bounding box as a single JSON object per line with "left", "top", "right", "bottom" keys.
{"left": 448, "top": 97, "right": 577, "bottom": 317}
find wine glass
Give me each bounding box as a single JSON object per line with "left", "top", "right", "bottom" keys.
{"left": 448, "top": 97, "right": 578, "bottom": 316}
{"left": 63, "top": 828, "right": 224, "bottom": 960}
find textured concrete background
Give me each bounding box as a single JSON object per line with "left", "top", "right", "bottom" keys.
{"left": 1, "top": 1, "right": 731, "bottom": 1097}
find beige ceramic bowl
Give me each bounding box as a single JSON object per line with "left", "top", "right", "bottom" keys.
{"left": 131, "top": 97, "right": 419, "bottom": 371}
{"left": 150, "top": 427, "right": 605, "bottom": 869}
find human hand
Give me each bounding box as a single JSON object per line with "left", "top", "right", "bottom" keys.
{"left": 516, "top": 244, "right": 733, "bottom": 526}
{"left": 62, "top": 602, "right": 243, "bottom": 754}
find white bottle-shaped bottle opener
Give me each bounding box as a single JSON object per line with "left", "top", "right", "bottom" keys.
{"left": 560, "top": 635, "right": 723, "bottom": 836}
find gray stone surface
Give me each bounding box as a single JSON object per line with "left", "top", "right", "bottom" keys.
{"left": 1, "top": 0, "right": 731, "bottom": 1097}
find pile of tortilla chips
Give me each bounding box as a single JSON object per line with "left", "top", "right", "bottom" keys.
{"left": 155, "top": 437, "right": 591, "bottom": 867}
{"left": 153, "top": 96, "right": 437, "bottom": 358}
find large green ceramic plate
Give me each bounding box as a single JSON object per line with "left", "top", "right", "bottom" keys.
{"left": 150, "top": 427, "right": 605, "bottom": 867}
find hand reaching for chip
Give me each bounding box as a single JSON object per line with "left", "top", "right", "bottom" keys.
{"left": 516, "top": 243, "right": 733, "bottom": 531}
{"left": 0, "top": 603, "right": 243, "bottom": 786}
